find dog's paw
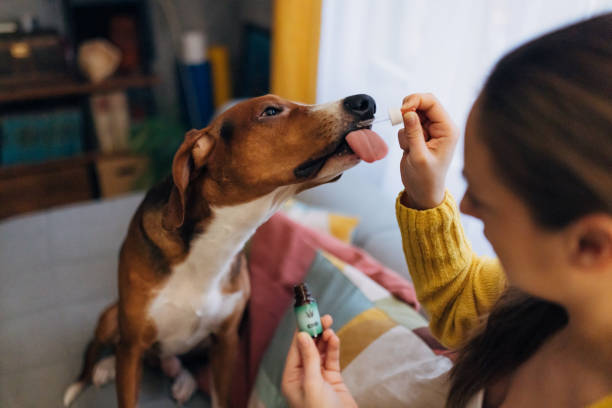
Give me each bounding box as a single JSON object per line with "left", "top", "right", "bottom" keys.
{"left": 92, "top": 355, "right": 116, "bottom": 387}
{"left": 171, "top": 369, "right": 197, "bottom": 405}
{"left": 161, "top": 355, "right": 182, "bottom": 378}
{"left": 63, "top": 381, "right": 85, "bottom": 406}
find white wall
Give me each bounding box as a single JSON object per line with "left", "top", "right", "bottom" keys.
{"left": 317, "top": 0, "right": 612, "bottom": 257}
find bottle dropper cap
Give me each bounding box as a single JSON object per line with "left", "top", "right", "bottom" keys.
{"left": 294, "top": 283, "right": 314, "bottom": 305}
{"left": 388, "top": 107, "right": 403, "bottom": 126}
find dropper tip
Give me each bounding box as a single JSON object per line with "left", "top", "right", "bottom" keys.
{"left": 388, "top": 108, "right": 403, "bottom": 126}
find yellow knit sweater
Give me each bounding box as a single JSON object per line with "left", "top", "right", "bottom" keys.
{"left": 395, "top": 191, "right": 506, "bottom": 349}
{"left": 395, "top": 191, "right": 612, "bottom": 408}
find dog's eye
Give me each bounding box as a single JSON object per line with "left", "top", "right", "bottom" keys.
{"left": 262, "top": 106, "right": 282, "bottom": 117}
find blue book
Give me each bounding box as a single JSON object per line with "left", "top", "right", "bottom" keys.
{"left": 176, "top": 61, "right": 214, "bottom": 129}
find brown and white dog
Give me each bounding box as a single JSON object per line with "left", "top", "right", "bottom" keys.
{"left": 63, "top": 93, "right": 382, "bottom": 408}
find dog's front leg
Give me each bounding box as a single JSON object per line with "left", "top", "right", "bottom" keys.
{"left": 210, "top": 330, "right": 239, "bottom": 408}
{"left": 210, "top": 252, "right": 250, "bottom": 408}
{"left": 116, "top": 341, "right": 144, "bottom": 408}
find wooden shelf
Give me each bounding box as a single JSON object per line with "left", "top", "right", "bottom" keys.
{"left": 0, "top": 152, "right": 149, "bottom": 219}
{"left": 0, "top": 152, "right": 143, "bottom": 179}
{"left": 0, "top": 153, "right": 96, "bottom": 179}
{"left": 0, "top": 74, "right": 159, "bottom": 103}
{"left": 0, "top": 73, "right": 158, "bottom": 218}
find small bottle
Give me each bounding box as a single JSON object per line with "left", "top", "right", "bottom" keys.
{"left": 294, "top": 283, "right": 323, "bottom": 338}
{"left": 357, "top": 107, "right": 404, "bottom": 128}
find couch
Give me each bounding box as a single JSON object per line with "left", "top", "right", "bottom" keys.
{"left": 0, "top": 170, "right": 409, "bottom": 407}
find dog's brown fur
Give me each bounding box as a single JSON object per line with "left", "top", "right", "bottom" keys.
{"left": 64, "top": 94, "right": 375, "bottom": 407}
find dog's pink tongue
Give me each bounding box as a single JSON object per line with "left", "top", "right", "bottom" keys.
{"left": 346, "top": 129, "right": 388, "bottom": 163}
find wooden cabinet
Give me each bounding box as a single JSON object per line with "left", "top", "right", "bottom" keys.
{"left": 0, "top": 156, "right": 94, "bottom": 219}
{"left": 0, "top": 75, "right": 158, "bottom": 220}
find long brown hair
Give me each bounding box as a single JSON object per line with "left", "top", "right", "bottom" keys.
{"left": 447, "top": 13, "right": 612, "bottom": 407}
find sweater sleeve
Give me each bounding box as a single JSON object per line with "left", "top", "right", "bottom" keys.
{"left": 395, "top": 191, "right": 507, "bottom": 349}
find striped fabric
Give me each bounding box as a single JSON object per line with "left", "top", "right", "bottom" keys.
{"left": 249, "top": 251, "right": 457, "bottom": 408}
{"left": 281, "top": 199, "right": 360, "bottom": 243}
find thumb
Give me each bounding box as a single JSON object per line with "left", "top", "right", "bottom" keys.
{"left": 297, "top": 332, "right": 321, "bottom": 382}
{"left": 399, "top": 111, "right": 427, "bottom": 156}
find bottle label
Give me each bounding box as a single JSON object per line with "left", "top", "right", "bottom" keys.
{"left": 294, "top": 302, "right": 323, "bottom": 337}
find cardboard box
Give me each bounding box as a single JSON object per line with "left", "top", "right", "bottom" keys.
{"left": 95, "top": 155, "right": 148, "bottom": 197}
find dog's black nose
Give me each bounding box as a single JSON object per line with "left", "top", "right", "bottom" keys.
{"left": 343, "top": 94, "right": 376, "bottom": 119}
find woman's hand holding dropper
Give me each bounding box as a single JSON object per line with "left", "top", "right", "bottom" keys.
{"left": 398, "top": 93, "right": 460, "bottom": 210}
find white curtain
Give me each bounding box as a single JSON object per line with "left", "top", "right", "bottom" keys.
{"left": 317, "top": 0, "right": 612, "bottom": 256}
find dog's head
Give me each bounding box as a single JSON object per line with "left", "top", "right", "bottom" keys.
{"left": 163, "top": 94, "right": 378, "bottom": 230}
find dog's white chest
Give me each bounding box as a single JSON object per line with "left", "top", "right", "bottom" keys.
{"left": 147, "top": 192, "right": 293, "bottom": 357}
{"left": 148, "top": 268, "right": 242, "bottom": 356}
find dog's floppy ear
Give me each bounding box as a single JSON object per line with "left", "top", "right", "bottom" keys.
{"left": 162, "top": 128, "right": 215, "bottom": 230}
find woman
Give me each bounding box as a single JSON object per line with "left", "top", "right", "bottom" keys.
{"left": 282, "top": 13, "right": 612, "bottom": 408}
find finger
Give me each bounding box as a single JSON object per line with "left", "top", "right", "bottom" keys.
{"left": 282, "top": 330, "right": 302, "bottom": 377}
{"left": 319, "top": 327, "right": 333, "bottom": 355}
{"left": 321, "top": 314, "right": 333, "bottom": 330}
{"left": 397, "top": 128, "right": 408, "bottom": 151}
{"left": 281, "top": 332, "right": 305, "bottom": 406}
{"left": 323, "top": 329, "right": 341, "bottom": 372}
{"left": 402, "top": 93, "right": 453, "bottom": 127}
{"left": 399, "top": 111, "right": 427, "bottom": 157}
{"left": 316, "top": 314, "right": 334, "bottom": 353}
{"left": 297, "top": 332, "right": 322, "bottom": 382}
